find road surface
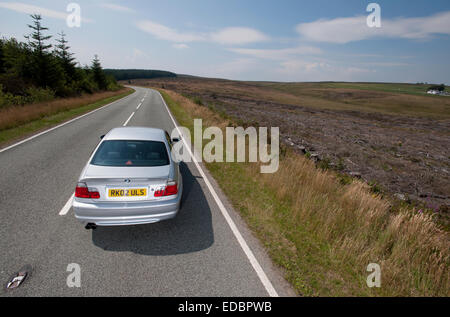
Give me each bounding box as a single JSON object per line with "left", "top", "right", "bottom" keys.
{"left": 0, "top": 87, "right": 293, "bottom": 296}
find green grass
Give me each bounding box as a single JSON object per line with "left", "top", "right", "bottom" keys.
{"left": 258, "top": 81, "right": 450, "bottom": 97}
{"left": 253, "top": 81, "right": 450, "bottom": 118}
{"left": 320, "top": 82, "right": 440, "bottom": 96}
{"left": 208, "top": 161, "right": 351, "bottom": 296}
{"left": 323, "top": 82, "right": 450, "bottom": 96}
{"left": 0, "top": 89, "right": 134, "bottom": 146}
{"left": 160, "top": 90, "right": 194, "bottom": 130}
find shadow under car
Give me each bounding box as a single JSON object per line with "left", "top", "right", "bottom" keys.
{"left": 91, "top": 162, "right": 214, "bottom": 256}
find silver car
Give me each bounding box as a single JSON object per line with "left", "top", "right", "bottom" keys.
{"left": 73, "top": 127, "right": 183, "bottom": 229}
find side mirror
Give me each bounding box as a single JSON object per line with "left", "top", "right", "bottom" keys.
{"left": 100, "top": 135, "right": 105, "bottom": 140}
{"left": 171, "top": 137, "right": 181, "bottom": 143}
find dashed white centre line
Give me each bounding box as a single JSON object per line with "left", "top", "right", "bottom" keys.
{"left": 59, "top": 193, "right": 74, "bottom": 216}
{"left": 60, "top": 106, "right": 138, "bottom": 216}
{"left": 123, "top": 112, "right": 135, "bottom": 126}
{"left": 57, "top": 90, "right": 143, "bottom": 216}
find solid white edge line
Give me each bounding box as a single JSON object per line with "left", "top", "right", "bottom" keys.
{"left": 0, "top": 90, "right": 137, "bottom": 154}
{"left": 123, "top": 112, "right": 135, "bottom": 126}
{"left": 59, "top": 193, "right": 74, "bottom": 215}
{"left": 154, "top": 89, "right": 279, "bottom": 297}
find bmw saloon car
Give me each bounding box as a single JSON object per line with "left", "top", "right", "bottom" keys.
{"left": 72, "top": 127, "right": 183, "bottom": 229}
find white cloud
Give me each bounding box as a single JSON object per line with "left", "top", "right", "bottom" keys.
{"left": 214, "top": 58, "right": 260, "bottom": 77}
{"left": 136, "top": 20, "right": 206, "bottom": 42}
{"left": 228, "top": 42, "right": 378, "bottom": 81}
{"left": 99, "top": 3, "right": 135, "bottom": 13}
{"left": 0, "top": 1, "right": 93, "bottom": 22}
{"left": 210, "top": 27, "right": 269, "bottom": 45}
{"left": 132, "top": 48, "right": 146, "bottom": 57}
{"left": 136, "top": 20, "right": 269, "bottom": 45}
{"left": 173, "top": 43, "right": 189, "bottom": 49}
{"left": 279, "top": 60, "right": 330, "bottom": 74}
{"left": 229, "top": 46, "right": 322, "bottom": 60}
{"left": 363, "top": 62, "right": 410, "bottom": 67}
{"left": 278, "top": 59, "right": 374, "bottom": 82}
{"left": 296, "top": 11, "right": 450, "bottom": 44}
{"left": 124, "top": 48, "right": 150, "bottom": 66}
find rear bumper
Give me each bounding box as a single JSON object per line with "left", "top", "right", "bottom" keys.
{"left": 73, "top": 194, "right": 181, "bottom": 226}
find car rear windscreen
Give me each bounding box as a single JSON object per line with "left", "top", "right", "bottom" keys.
{"left": 91, "top": 140, "right": 170, "bottom": 167}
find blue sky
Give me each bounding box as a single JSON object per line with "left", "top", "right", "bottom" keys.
{"left": 1, "top": 0, "right": 449, "bottom": 83}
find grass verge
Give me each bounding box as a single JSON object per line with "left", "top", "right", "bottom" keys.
{"left": 159, "top": 88, "right": 449, "bottom": 297}
{"left": 0, "top": 88, "right": 134, "bottom": 147}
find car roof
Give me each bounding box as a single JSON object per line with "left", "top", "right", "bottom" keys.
{"left": 104, "top": 127, "right": 166, "bottom": 142}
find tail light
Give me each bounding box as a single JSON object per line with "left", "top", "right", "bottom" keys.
{"left": 154, "top": 181, "right": 178, "bottom": 197}
{"left": 75, "top": 182, "right": 100, "bottom": 199}
{"left": 165, "top": 181, "right": 178, "bottom": 196}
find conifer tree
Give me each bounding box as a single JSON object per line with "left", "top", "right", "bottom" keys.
{"left": 25, "top": 14, "right": 55, "bottom": 87}
{"left": 54, "top": 31, "right": 77, "bottom": 82}
{"left": 91, "top": 55, "right": 107, "bottom": 90}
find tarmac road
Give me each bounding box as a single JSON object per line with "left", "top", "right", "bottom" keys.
{"left": 0, "top": 86, "right": 294, "bottom": 296}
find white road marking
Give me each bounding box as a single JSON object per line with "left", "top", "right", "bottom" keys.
{"left": 123, "top": 112, "right": 135, "bottom": 126}
{"left": 141, "top": 98, "right": 145, "bottom": 102}
{"left": 59, "top": 194, "right": 74, "bottom": 216}
{"left": 137, "top": 102, "right": 142, "bottom": 110}
{"left": 56, "top": 89, "right": 144, "bottom": 216}
{"left": 154, "top": 89, "right": 279, "bottom": 297}
{"left": 0, "top": 90, "right": 137, "bottom": 154}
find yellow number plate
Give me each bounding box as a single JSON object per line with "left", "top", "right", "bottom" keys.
{"left": 108, "top": 188, "right": 147, "bottom": 197}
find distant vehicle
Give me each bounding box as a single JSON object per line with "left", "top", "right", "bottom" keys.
{"left": 427, "top": 89, "right": 450, "bottom": 96}
{"left": 73, "top": 127, "right": 183, "bottom": 229}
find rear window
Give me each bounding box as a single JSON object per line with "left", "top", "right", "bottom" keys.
{"left": 91, "top": 140, "right": 170, "bottom": 167}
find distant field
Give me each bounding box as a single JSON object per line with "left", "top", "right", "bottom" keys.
{"left": 253, "top": 82, "right": 450, "bottom": 118}
{"left": 259, "top": 82, "right": 449, "bottom": 96}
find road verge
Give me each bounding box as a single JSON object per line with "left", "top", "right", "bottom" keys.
{"left": 0, "top": 88, "right": 134, "bottom": 148}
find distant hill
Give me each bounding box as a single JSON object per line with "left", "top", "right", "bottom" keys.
{"left": 104, "top": 69, "right": 177, "bottom": 81}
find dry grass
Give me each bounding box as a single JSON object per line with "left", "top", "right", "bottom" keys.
{"left": 159, "top": 88, "right": 450, "bottom": 296}
{"left": 0, "top": 88, "right": 131, "bottom": 131}
{"left": 260, "top": 155, "right": 449, "bottom": 296}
